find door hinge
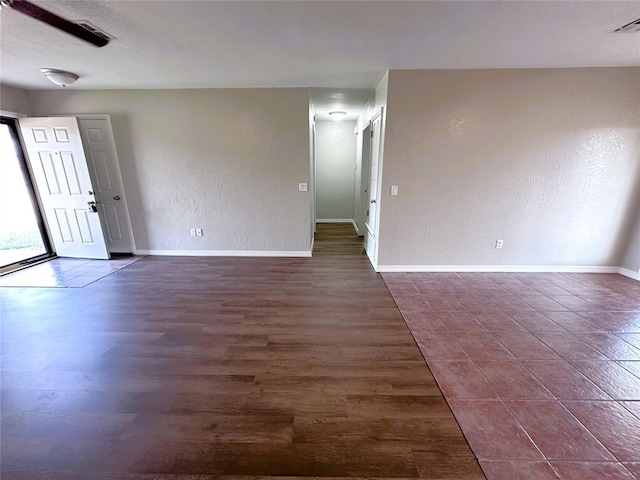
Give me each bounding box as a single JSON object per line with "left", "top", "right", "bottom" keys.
{"left": 371, "top": 131, "right": 374, "bottom": 138}
{"left": 366, "top": 209, "right": 369, "bottom": 216}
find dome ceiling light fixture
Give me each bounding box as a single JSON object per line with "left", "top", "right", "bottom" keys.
{"left": 40, "top": 68, "right": 79, "bottom": 87}
{"left": 329, "top": 111, "right": 347, "bottom": 121}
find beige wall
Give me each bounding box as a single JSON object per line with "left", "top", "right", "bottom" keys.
{"left": 316, "top": 121, "right": 356, "bottom": 220}
{"left": 27, "top": 88, "right": 311, "bottom": 253}
{"left": 0, "top": 84, "right": 31, "bottom": 116}
{"left": 378, "top": 68, "right": 640, "bottom": 268}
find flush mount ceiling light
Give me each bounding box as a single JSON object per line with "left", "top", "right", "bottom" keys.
{"left": 329, "top": 111, "right": 347, "bottom": 121}
{"left": 40, "top": 68, "right": 79, "bottom": 87}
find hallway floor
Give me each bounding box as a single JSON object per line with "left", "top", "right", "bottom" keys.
{"left": 383, "top": 271, "right": 640, "bottom": 479}
{"left": 313, "top": 222, "right": 365, "bottom": 256}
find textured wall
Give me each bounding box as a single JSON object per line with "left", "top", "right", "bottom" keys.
{"left": 27, "top": 88, "right": 311, "bottom": 253}
{"left": 622, "top": 209, "right": 640, "bottom": 274}
{"left": 316, "top": 121, "right": 356, "bottom": 220}
{"left": 0, "top": 84, "right": 31, "bottom": 116}
{"left": 378, "top": 68, "right": 640, "bottom": 267}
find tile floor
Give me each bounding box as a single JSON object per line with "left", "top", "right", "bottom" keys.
{"left": 383, "top": 272, "right": 640, "bottom": 480}
{"left": 0, "top": 256, "right": 142, "bottom": 288}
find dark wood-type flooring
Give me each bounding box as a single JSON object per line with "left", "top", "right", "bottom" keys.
{"left": 313, "top": 222, "right": 365, "bottom": 255}
{"left": 0, "top": 241, "right": 483, "bottom": 478}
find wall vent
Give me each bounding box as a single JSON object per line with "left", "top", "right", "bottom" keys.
{"left": 612, "top": 17, "right": 640, "bottom": 33}
{"left": 74, "top": 20, "right": 116, "bottom": 41}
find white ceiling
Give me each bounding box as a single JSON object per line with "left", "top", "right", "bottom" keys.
{"left": 1, "top": 0, "right": 639, "bottom": 116}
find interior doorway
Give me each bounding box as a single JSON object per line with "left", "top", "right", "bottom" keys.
{"left": 0, "top": 117, "right": 53, "bottom": 271}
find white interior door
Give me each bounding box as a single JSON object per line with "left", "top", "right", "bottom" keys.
{"left": 357, "top": 123, "right": 372, "bottom": 237}
{"left": 19, "top": 117, "right": 109, "bottom": 259}
{"left": 365, "top": 111, "right": 382, "bottom": 263}
{"left": 77, "top": 116, "right": 134, "bottom": 253}
{"left": 311, "top": 120, "right": 317, "bottom": 235}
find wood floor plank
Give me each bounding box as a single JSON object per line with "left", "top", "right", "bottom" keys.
{"left": 0, "top": 232, "right": 481, "bottom": 478}
{"left": 313, "top": 223, "right": 365, "bottom": 256}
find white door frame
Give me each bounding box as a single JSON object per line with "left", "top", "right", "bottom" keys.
{"left": 365, "top": 108, "right": 384, "bottom": 269}
{"left": 356, "top": 123, "right": 372, "bottom": 237}
{"left": 311, "top": 118, "right": 317, "bottom": 236}
{"left": 76, "top": 115, "right": 136, "bottom": 254}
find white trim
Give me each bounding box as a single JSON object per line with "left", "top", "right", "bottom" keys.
{"left": 618, "top": 267, "right": 640, "bottom": 281}
{"left": 310, "top": 236, "right": 315, "bottom": 255}
{"left": 376, "top": 265, "right": 621, "bottom": 273}
{"left": 134, "top": 249, "right": 312, "bottom": 258}
{"left": 316, "top": 218, "right": 354, "bottom": 223}
{"left": 365, "top": 222, "right": 375, "bottom": 236}
{"left": 369, "top": 257, "right": 379, "bottom": 272}
{"left": 370, "top": 107, "right": 384, "bottom": 266}
{"left": 351, "top": 219, "right": 358, "bottom": 233}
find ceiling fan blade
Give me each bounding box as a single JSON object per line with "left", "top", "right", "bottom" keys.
{"left": 5, "top": 0, "right": 109, "bottom": 47}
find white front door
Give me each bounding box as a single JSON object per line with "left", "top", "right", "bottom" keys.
{"left": 19, "top": 117, "right": 109, "bottom": 259}
{"left": 365, "top": 110, "right": 382, "bottom": 263}
{"left": 77, "top": 116, "right": 134, "bottom": 253}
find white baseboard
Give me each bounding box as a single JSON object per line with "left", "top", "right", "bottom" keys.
{"left": 126, "top": 251, "right": 639, "bottom": 281}
{"left": 316, "top": 218, "right": 354, "bottom": 223}
{"left": 377, "top": 265, "right": 621, "bottom": 274}
{"left": 619, "top": 267, "right": 640, "bottom": 281}
{"left": 135, "top": 249, "right": 312, "bottom": 258}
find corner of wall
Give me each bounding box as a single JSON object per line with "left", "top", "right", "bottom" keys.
{"left": 0, "top": 83, "right": 32, "bottom": 117}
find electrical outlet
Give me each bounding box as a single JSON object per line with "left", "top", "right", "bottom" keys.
{"left": 190, "top": 228, "right": 196, "bottom": 237}
{"left": 495, "top": 239, "right": 504, "bottom": 249}
{"left": 298, "top": 183, "right": 308, "bottom": 192}
{"left": 196, "top": 228, "right": 203, "bottom": 237}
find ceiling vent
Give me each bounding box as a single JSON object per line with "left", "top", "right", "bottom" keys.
{"left": 612, "top": 17, "right": 640, "bottom": 33}
{"left": 75, "top": 20, "right": 116, "bottom": 41}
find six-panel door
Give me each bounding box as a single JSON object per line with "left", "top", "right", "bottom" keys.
{"left": 77, "top": 117, "right": 133, "bottom": 253}
{"left": 19, "top": 117, "right": 110, "bottom": 259}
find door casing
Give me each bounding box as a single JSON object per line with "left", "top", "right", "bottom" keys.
{"left": 365, "top": 109, "right": 383, "bottom": 266}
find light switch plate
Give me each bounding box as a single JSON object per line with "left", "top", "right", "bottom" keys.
{"left": 298, "top": 183, "right": 308, "bottom": 192}
{"left": 391, "top": 185, "right": 399, "bottom": 196}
